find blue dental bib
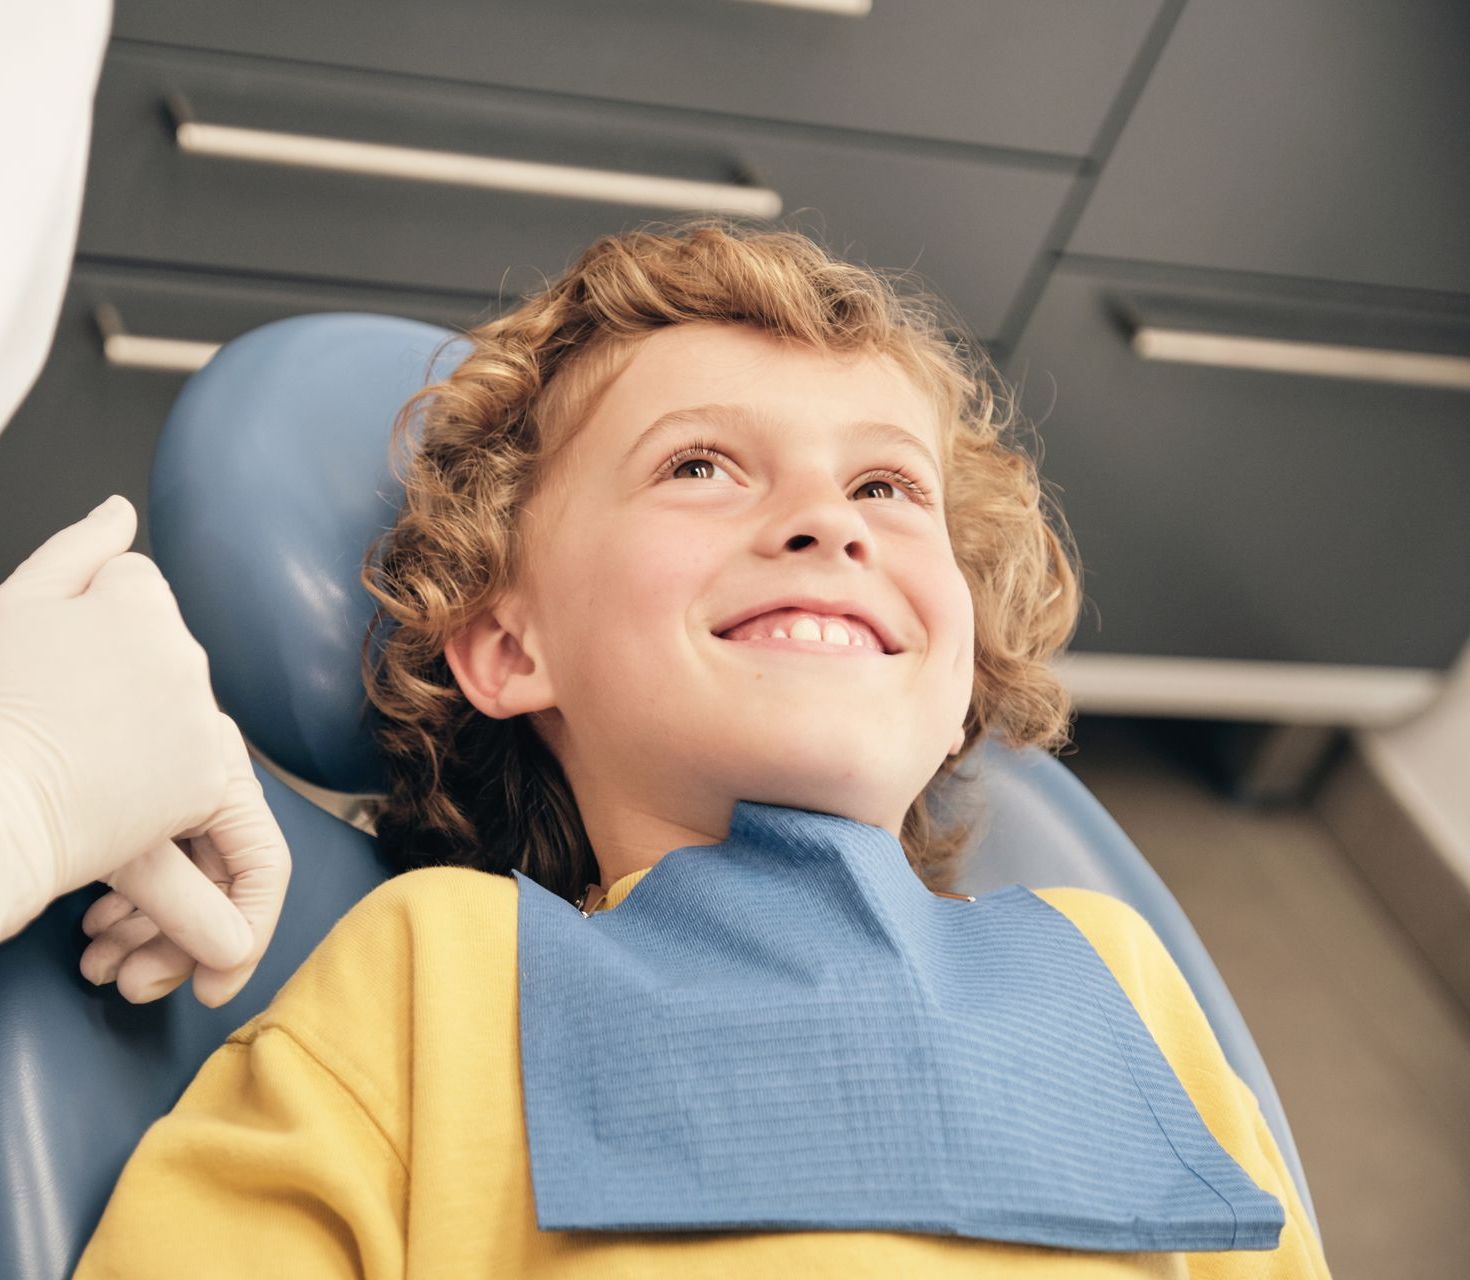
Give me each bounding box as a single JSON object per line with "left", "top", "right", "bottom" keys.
{"left": 513, "top": 800, "right": 1284, "bottom": 1252}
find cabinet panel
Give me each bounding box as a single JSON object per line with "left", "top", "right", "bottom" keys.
{"left": 1003, "top": 265, "right": 1470, "bottom": 669}
{"left": 1070, "top": 0, "right": 1470, "bottom": 294}
{"left": 80, "top": 43, "right": 1074, "bottom": 344}
{"left": 110, "top": 0, "right": 1164, "bottom": 156}
{"left": 0, "top": 264, "right": 487, "bottom": 580}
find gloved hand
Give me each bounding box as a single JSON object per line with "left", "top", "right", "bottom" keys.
{"left": 0, "top": 495, "right": 291, "bottom": 1006}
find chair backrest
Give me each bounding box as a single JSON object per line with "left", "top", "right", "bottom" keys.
{"left": 0, "top": 314, "right": 1318, "bottom": 1279}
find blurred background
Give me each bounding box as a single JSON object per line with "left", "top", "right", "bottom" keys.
{"left": 1, "top": 2, "right": 1466, "bottom": 1274}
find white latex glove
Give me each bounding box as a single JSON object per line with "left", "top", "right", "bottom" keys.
{"left": 0, "top": 495, "right": 291, "bottom": 1006}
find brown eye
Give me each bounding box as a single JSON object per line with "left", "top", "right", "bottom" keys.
{"left": 856, "top": 478, "right": 903, "bottom": 501}
{"left": 671, "top": 457, "right": 720, "bottom": 480}
{"left": 855, "top": 469, "right": 932, "bottom": 505}
{"left": 655, "top": 438, "right": 737, "bottom": 484}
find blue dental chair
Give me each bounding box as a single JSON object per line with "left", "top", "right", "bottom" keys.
{"left": 0, "top": 314, "right": 1320, "bottom": 1279}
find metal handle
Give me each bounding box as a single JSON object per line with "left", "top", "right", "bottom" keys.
{"left": 166, "top": 95, "right": 782, "bottom": 218}
{"left": 1054, "top": 651, "right": 1441, "bottom": 726}
{"left": 1131, "top": 325, "right": 1470, "bottom": 392}
{"left": 94, "top": 303, "right": 219, "bottom": 374}
{"left": 733, "top": 0, "right": 872, "bottom": 13}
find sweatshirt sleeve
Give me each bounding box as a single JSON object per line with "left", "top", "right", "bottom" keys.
{"left": 1033, "top": 887, "right": 1333, "bottom": 1280}
{"left": 72, "top": 874, "right": 427, "bottom": 1280}
{"left": 73, "top": 1022, "right": 408, "bottom": 1279}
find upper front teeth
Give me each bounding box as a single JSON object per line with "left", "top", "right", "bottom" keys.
{"left": 722, "top": 608, "right": 884, "bottom": 648}
{"left": 766, "top": 616, "right": 859, "bottom": 646}
{"left": 791, "top": 616, "right": 846, "bottom": 644}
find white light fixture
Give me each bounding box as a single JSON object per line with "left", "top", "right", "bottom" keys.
{"left": 170, "top": 99, "right": 782, "bottom": 219}
{"left": 94, "top": 303, "right": 219, "bottom": 374}
{"left": 1131, "top": 326, "right": 1470, "bottom": 391}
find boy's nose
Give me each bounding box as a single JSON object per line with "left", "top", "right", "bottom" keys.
{"left": 763, "top": 478, "right": 874, "bottom": 562}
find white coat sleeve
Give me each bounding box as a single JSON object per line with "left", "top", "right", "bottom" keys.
{"left": 0, "top": 1, "right": 113, "bottom": 433}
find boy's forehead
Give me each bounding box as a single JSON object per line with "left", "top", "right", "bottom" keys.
{"left": 586, "top": 324, "right": 942, "bottom": 454}
{"left": 614, "top": 321, "right": 922, "bottom": 393}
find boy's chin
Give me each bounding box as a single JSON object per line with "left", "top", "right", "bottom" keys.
{"left": 719, "top": 755, "right": 919, "bottom": 817}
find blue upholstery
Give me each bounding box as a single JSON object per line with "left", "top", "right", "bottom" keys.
{"left": 0, "top": 314, "right": 1318, "bottom": 1279}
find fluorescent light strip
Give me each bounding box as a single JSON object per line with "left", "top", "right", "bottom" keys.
{"left": 175, "top": 121, "right": 784, "bottom": 218}
{"left": 102, "top": 333, "right": 220, "bottom": 374}
{"left": 734, "top": 0, "right": 871, "bottom": 12}
{"left": 1053, "top": 651, "right": 1442, "bottom": 727}
{"left": 1133, "top": 326, "right": 1470, "bottom": 391}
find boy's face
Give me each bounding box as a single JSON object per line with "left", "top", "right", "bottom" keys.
{"left": 451, "top": 321, "right": 975, "bottom": 844}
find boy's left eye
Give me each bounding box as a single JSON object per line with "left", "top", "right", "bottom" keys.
{"left": 654, "top": 439, "right": 932, "bottom": 506}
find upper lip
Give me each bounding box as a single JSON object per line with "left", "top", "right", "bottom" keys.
{"left": 712, "top": 596, "right": 902, "bottom": 655}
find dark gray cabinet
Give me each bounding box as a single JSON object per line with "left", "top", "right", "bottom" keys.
{"left": 1003, "top": 263, "right": 1470, "bottom": 669}
{"left": 110, "top": 0, "right": 1164, "bottom": 155}
{"left": 80, "top": 43, "right": 1073, "bottom": 343}
{"left": 1070, "top": 0, "right": 1470, "bottom": 295}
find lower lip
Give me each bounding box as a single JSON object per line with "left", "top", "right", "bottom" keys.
{"left": 714, "top": 634, "right": 890, "bottom": 657}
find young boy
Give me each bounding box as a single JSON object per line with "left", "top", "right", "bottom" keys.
{"left": 75, "top": 220, "right": 1331, "bottom": 1277}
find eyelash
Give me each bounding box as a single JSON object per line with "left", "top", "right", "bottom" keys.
{"left": 653, "top": 437, "right": 934, "bottom": 506}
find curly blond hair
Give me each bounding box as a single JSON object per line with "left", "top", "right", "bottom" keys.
{"left": 359, "top": 215, "right": 1081, "bottom": 903}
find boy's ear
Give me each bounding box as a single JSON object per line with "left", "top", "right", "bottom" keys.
{"left": 443, "top": 600, "right": 557, "bottom": 720}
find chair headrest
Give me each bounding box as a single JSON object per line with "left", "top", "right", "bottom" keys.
{"left": 149, "top": 313, "right": 469, "bottom": 794}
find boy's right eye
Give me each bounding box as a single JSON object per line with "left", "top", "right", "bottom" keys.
{"left": 654, "top": 439, "right": 737, "bottom": 484}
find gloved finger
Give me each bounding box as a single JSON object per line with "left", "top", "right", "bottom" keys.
{"left": 81, "top": 888, "right": 140, "bottom": 938}
{"left": 80, "top": 912, "right": 161, "bottom": 987}
{"left": 105, "top": 837, "right": 254, "bottom": 972}
{"left": 182, "top": 826, "right": 284, "bottom": 1009}
{"left": 173, "top": 830, "right": 260, "bottom": 1008}
{"left": 189, "top": 960, "right": 256, "bottom": 1010}
{"left": 0, "top": 495, "right": 137, "bottom": 602}
{"left": 193, "top": 715, "right": 292, "bottom": 966}
{"left": 114, "top": 932, "right": 198, "bottom": 1006}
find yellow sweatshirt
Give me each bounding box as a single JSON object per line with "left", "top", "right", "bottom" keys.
{"left": 74, "top": 867, "right": 1331, "bottom": 1279}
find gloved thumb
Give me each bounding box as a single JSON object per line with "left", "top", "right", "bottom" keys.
{"left": 0, "top": 495, "right": 138, "bottom": 602}
{"left": 105, "top": 837, "right": 256, "bottom": 972}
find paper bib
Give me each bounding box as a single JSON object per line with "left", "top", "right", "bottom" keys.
{"left": 515, "top": 800, "right": 1284, "bottom": 1252}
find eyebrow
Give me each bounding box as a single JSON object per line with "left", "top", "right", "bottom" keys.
{"left": 621, "top": 402, "right": 942, "bottom": 480}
